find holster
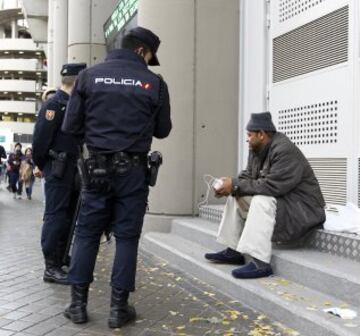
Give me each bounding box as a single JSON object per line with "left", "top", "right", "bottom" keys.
{"left": 77, "top": 155, "right": 90, "bottom": 189}
{"left": 147, "top": 151, "right": 163, "bottom": 187}
{"left": 85, "top": 155, "right": 110, "bottom": 192}
{"left": 49, "top": 150, "right": 67, "bottom": 178}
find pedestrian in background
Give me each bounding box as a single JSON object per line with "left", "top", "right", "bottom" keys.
{"left": 20, "top": 147, "right": 35, "bottom": 200}
{"left": 7, "top": 143, "right": 23, "bottom": 199}
{"left": 14, "top": 143, "right": 24, "bottom": 198}
{"left": 0, "top": 144, "right": 6, "bottom": 186}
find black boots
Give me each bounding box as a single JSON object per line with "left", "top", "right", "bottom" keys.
{"left": 64, "top": 286, "right": 135, "bottom": 327}
{"left": 64, "top": 284, "right": 89, "bottom": 324}
{"left": 43, "top": 259, "right": 69, "bottom": 285}
{"left": 108, "top": 287, "right": 136, "bottom": 328}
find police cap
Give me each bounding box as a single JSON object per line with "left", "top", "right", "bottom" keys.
{"left": 60, "top": 63, "right": 87, "bottom": 76}
{"left": 126, "top": 26, "right": 161, "bottom": 66}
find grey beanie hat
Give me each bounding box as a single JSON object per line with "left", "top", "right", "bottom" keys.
{"left": 246, "top": 112, "right": 277, "bottom": 132}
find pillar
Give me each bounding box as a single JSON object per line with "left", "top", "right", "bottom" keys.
{"left": 138, "top": 0, "right": 196, "bottom": 215}
{"left": 47, "top": 0, "right": 54, "bottom": 87}
{"left": 68, "top": 0, "right": 118, "bottom": 65}
{"left": 138, "top": 0, "right": 239, "bottom": 216}
{"left": 11, "top": 19, "right": 17, "bottom": 38}
{"left": 52, "top": 0, "right": 68, "bottom": 87}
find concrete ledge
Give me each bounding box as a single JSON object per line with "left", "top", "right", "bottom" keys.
{"left": 171, "top": 217, "right": 360, "bottom": 306}
{"left": 142, "top": 231, "right": 360, "bottom": 336}
{"left": 142, "top": 214, "right": 174, "bottom": 235}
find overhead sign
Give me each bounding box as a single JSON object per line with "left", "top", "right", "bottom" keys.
{"left": 104, "top": 0, "right": 138, "bottom": 41}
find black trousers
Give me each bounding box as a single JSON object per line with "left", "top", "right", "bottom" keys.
{"left": 68, "top": 165, "right": 149, "bottom": 291}
{"left": 41, "top": 161, "right": 78, "bottom": 264}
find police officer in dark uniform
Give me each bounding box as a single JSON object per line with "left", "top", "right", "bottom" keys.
{"left": 61, "top": 27, "right": 171, "bottom": 328}
{"left": 32, "top": 63, "right": 87, "bottom": 285}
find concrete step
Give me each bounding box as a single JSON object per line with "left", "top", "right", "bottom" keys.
{"left": 199, "top": 205, "right": 360, "bottom": 263}
{"left": 172, "top": 217, "right": 360, "bottom": 307}
{"left": 141, "top": 232, "right": 360, "bottom": 336}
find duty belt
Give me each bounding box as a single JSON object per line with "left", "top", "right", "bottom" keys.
{"left": 88, "top": 151, "right": 147, "bottom": 176}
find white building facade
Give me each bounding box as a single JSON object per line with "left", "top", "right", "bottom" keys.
{"left": 0, "top": 0, "right": 46, "bottom": 151}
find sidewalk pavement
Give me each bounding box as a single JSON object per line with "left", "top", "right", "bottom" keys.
{"left": 0, "top": 182, "right": 301, "bottom": 336}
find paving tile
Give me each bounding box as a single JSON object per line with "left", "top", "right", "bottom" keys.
{"left": 19, "top": 314, "right": 50, "bottom": 324}
{"left": 0, "top": 311, "right": 12, "bottom": 319}
{"left": 2, "top": 321, "right": 35, "bottom": 332}
{"left": 1, "top": 312, "right": 30, "bottom": 321}
{"left": 0, "top": 320, "right": 13, "bottom": 329}
{"left": 21, "top": 321, "right": 56, "bottom": 336}
{"left": 43, "top": 326, "right": 79, "bottom": 336}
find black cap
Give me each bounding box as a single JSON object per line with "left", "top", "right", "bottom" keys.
{"left": 60, "top": 63, "right": 87, "bottom": 76}
{"left": 126, "top": 26, "right": 161, "bottom": 66}
{"left": 246, "top": 112, "right": 277, "bottom": 132}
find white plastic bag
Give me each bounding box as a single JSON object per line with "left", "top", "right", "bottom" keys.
{"left": 324, "top": 203, "right": 360, "bottom": 234}
{"left": 324, "top": 307, "right": 358, "bottom": 320}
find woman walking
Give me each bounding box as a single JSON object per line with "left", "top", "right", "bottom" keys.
{"left": 20, "top": 148, "right": 35, "bottom": 200}
{"left": 7, "top": 146, "right": 22, "bottom": 199}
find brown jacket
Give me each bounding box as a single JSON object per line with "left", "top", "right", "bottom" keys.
{"left": 19, "top": 159, "right": 34, "bottom": 184}
{"left": 232, "top": 132, "right": 325, "bottom": 242}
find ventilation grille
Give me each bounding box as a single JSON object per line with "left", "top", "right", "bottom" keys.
{"left": 273, "top": 6, "right": 349, "bottom": 83}
{"left": 308, "top": 158, "right": 346, "bottom": 205}
{"left": 279, "top": 0, "right": 327, "bottom": 23}
{"left": 278, "top": 100, "right": 338, "bottom": 146}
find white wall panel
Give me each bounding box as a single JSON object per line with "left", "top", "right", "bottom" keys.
{"left": 238, "top": 0, "right": 268, "bottom": 169}
{"left": 271, "top": 65, "right": 352, "bottom": 157}
{"left": 269, "top": 0, "right": 355, "bottom": 205}
{"left": 272, "top": 0, "right": 349, "bottom": 37}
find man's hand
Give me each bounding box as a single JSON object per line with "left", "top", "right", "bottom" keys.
{"left": 214, "top": 177, "right": 232, "bottom": 197}
{"left": 33, "top": 166, "right": 42, "bottom": 178}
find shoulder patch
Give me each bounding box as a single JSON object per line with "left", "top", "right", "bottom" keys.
{"left": 45, "top": 110, "right": 56, "bottom": 121}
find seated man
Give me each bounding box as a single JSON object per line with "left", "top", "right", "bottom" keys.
{"left": 205, "top": 112, "right": 325, "bottom": 279}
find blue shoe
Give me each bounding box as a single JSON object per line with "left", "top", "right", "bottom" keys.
{"left": 205, "top": 248, "right": 245, "bottom": 265}
{"left": 232, "top": 261, "right": 273, "bottom": 279}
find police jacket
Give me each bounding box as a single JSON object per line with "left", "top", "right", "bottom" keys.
{"left": 62, "top": 49, "right": 172, "bottom": 152}
{"left": 32, "top": 90, "right": 79, "bottom": 170}
{"left": 7, "top": 151, "right": 22, "bottom": 173}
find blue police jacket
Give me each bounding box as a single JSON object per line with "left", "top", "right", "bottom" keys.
{"left": 32, "top": 90, "right": 79, "bottom": 170}
{"left": 61, "top": 49, "right": 172, "bottom": 152}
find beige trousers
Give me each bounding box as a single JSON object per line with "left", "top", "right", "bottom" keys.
{"left": 216, "top": 196, "right": 277, "bottom": 263}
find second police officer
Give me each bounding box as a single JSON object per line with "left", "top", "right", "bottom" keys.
{"left": 61, "top": 27, "right": 172, "bottom": 328}
{"left": 32, "top": 63, "right": 87, "bottom": 284}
